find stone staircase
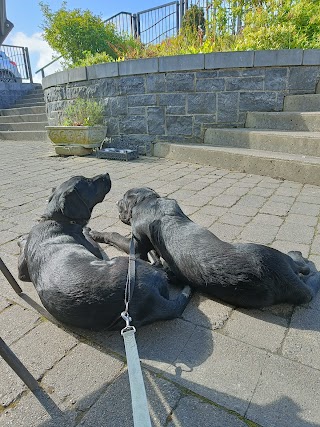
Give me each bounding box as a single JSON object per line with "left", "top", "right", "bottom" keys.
{"left": 0, "top": 86, "right": 48, "bottom": 141}
{"left": 154, "top": 84, "right": 320, "bottom": 186}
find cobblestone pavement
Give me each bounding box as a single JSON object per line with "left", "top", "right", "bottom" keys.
{"left": 1, "top": 141, "right": 320, "bottom": 427}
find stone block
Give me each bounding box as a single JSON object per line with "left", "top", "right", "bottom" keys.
{"left": 159, "top": 54, "right": 204, "bottom": 72}
{"left": 158, "top": 93, "right": 186, "bottom": 106}
{"left": 147, "top": 106, "right": 165, "bottom": 135}
{"left": 109, "top": 96, "right": 127, "bottom": 116}
{"left": 105, "top": 117, "right": 119, "bottom": 136}
{"left": 166, "top": 105, "right": 186, "bottom": 114}
{"left": 119, "top": 115, "right": 147, "bottom": 134}
{"left": 128, "top": 106, "right": 145, "bottom": 115}
{"left": 226, "top": 77, "right": 264, "bottom": 91}
{"left": 118, "top": 76, "right": 145, "bottom": 95}
{"left": 87, "top": 62, "right": 119, "bottom": 80}
{"left": 196, "top": 77, "right": 225, "bottom": 92}
{"left": 254, "top": 49, "right": 303, "bottom": 67}
{"left": 1, "top": 304, "right": 40, "bottom": 345}
{"left": 265, "top": 67, "right": 288, "bottom": 90}
{"left": 55, "top": 70, "right": 69, "bottom": 85}
{"left": 146, "top": 73, "right": 166, "bottom": 93}
{"left": 187, "top": 93, "right": 216, "bottom": 114}
{"left": 239, "top": 92, "right": 277, "bottom": 111}
{"left": 288, "top": 67, "right": 320, "bottom": 91}
{"left": 119, "top": 57, "right": 158, "bottom": 75}
{"left": 166, "top": 72, "right": 195, "bottom": 92}
{"left": 303, "top": 49, "right": 320, "bottom": 65}
{"left": 217, "top": 92, "right": 239, "bottom": 122}
{"left": 42, "top": 73, "right": 58, "bottom": 90}
{"left": 68, "top": 67, "right": 87, "bottom": 83}
{"left": 166, "top": 115, "right": 193, "bottom": 136}
{"left": 127, "top": 94, "right": 156, "bottom": 107}
{"left": 205, "top": 51, "right": 254, "bottom": 69}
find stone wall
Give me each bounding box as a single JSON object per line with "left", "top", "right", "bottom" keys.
{"left": 42, "top": 49, "right": 320, "bottom": 155}
{"left": 0, "top": 82, "right": 38, "bottom": 109}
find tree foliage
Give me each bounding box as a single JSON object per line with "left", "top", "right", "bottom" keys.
{"left": 39, "top": 2, "right": 138, "bottom": 67}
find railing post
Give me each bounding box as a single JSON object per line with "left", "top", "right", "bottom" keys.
{"left": 179, "top": 0, "right": 185, "bottom": 28}
{"left": 136, "top": 13, "right": 141, "bottom": 40}
{"left": 132, "top": 14, "right": 138, "bottom": 39}
{"left": 23, "top": 47, "right": 33, "bottom": 83}
{"left": 176, "top": 1, "right": 180, "bottom": 34}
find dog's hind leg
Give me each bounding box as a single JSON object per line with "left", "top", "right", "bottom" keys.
{"left": 17, "top": 235, "right": 31, "bottom": 282}
{"left": 133, "top": 285, "right": 192, "bottom": 328}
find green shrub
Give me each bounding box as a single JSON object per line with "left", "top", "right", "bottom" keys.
{"left": 61, "top": 98, "right": 104, "bottom": 126}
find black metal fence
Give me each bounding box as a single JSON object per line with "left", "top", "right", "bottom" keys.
{"left": 105, "top": 0, "right": 213, "bottom": 45}
{"left": 0, "top": 44, "right": 33, "bottom": 83}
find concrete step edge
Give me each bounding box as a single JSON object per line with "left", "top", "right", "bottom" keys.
{"left": 153, "top": 142, "right": 320, "bottom": 185}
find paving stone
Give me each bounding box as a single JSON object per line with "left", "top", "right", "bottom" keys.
{"left": 182, "top": 294, "right": 233, "bottom": 330}
{"left": 220, "top": 213, "right": 253, "bottom": 227}
{"left": 165, "top": 328, "right": 268, "bottom": 415}
{"left": 271, "top": 240, "right": 310, "bottom": 257}
{"left": 0, "top": 304, "right": 40, "bottom": 345}
{"left": 167, "top": 395, "right": 249, "bottom": 427}
{"left": 0, "top": 355, "right": 27, "bottom": 406}
{"left": 276, "top": 223, "right": 314, "bottom": 245}
{"left": 281, "top": 306, "right": 320, "bottom": 370}
{"left": 189, "top": 212, "right": 216, "bottom": 228}
{"left": 250, "top": 213, "right": 284, "bottom": 227}
{"left": 41, "top": 342, "right": 124, "bottom": 411}
{"left": 0, "top": 390, "right": 76, "bottom": 426}
{"left": 0, "top": 296, "right": 11, "bottom": 312}
{"left": 285, "top": 213, "right": 318, "bottom": 227}
{"left": 11, "top": 321, "right": 78, "bottom": 379}
{"left": 239, "top": 224, "right": 279, "bottom": 245}
{"left": 246, "top": 354, "right": 320, "bottom": 427}
{"left": 209, "top": 222, "right": 243, "bottom": 241}
{"left": 79, "top": 370, "right": 181, "bottom": 427}
{"left": 210, "top": 194, "right": 241, "bottom": 208}
{"left": 221, "top": 308, "right": 288, "bottom": 352}
{"left": 290, "top": 202, "right": 320, "bottom": 216}
{"left": 260, "top": 201, "right": 292, "bottom": 216}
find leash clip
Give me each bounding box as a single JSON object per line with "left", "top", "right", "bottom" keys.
{"left": 121, "top": 311, "right": 136, "bottom": 334}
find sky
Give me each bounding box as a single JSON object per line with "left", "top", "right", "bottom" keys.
{"left": 5, "top": 0, "right": 167, "bottom": 83}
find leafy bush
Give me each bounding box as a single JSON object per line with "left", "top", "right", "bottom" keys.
{"left": 60, "top": 98, "right": 104, "bottom": 126}
{"left": 39, "top": 1, "right": 140, "bottom": 67}
{"left": 181, "top": 4, "right": 206, "bottom": 39}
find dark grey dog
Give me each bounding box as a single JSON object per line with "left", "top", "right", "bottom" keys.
{"left": 18, "top": 177, "right": 191, "bottom": 330}
{"left": 91, "top": 187, "right": 320, "bottom": 308}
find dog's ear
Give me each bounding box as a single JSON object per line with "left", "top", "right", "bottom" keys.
{"left": 59, "top": 188, "right": 91, "bottom": 220}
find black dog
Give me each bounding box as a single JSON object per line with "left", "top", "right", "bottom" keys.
{"left": 91, "top": 187, "right": 320, "bottom": 308}
{"left": 18, "top": 176, "right": 191, "bottom": 330}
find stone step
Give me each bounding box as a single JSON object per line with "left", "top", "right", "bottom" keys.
{"left": 283, "top": 94, "right": 320, "bottom": 112}
{"left": 204, "top": 128, "right": 320, "bottom": 157}
{"left": 0, "top": 105, "right": 46, "bottom": 116}
{"left": 0, "top": 130, "right": 48, "bottom": 141}
{"left": 13, "top": 101, "right": 45, "bottom": 108}
{"left": 14, "top": 95, "right": 44, "bottom": 105}
{"left": 153, "top": 142, "right": 320, "bottom": 186}
{"left": 246, "top": 111, "right": 320, "bottom": 132}
{"left": 0, "top": 122, "right": 48, "bottom": 131}
{"left": 0, "top": 113, "right": 48, "bottom": 123}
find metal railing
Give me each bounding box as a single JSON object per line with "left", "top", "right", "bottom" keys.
{"left": 0, "top": 44, "right": 33, "bottom": 83}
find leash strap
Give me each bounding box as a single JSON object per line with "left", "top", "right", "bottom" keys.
{"left": 121, "top": 328, "right": 152, "bottom": 427}
{"left": 121, "top": 236, "right": 152, "bottom": 427}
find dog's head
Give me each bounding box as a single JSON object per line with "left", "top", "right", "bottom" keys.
{"left": 117, "top": 187, "right": 160, "bottom": 225}
{"left": 43, "top": 173, "right": 111, "bottom": 225}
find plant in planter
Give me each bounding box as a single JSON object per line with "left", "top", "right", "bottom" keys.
{"left": 46, "top": 97, "right": 107, "bottom": 156}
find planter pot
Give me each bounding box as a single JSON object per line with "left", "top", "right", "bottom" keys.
{"left": 46, "top": 125, "right": 107, "bottom": 156}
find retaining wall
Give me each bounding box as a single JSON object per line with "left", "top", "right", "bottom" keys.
{"left": 42, "top": 49, "right": 320, "bottom": 154}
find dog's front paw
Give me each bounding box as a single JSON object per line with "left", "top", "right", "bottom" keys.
{"left": 89, "top": 230, "right": 106, "bottom": 243}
